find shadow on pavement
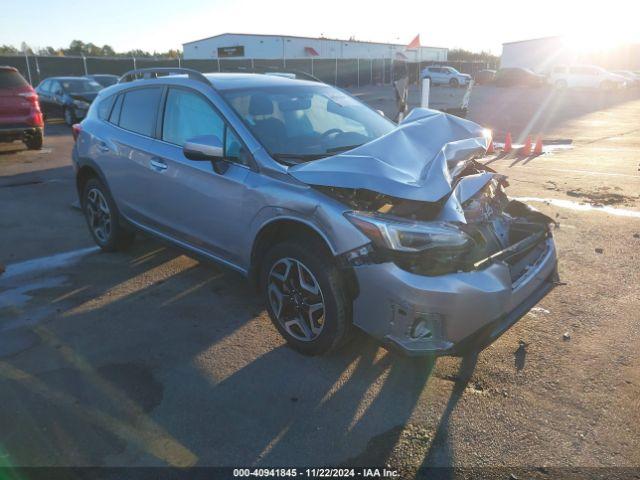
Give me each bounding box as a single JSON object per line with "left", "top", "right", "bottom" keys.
{"left": 0, "top": 238, "right": 442, "bottom": 467}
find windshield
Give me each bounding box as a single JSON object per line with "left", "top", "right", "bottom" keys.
{"left": 221, "top": 84, "right": 396, "bottom": 163}
{"left": 60, "top": 79, "right": 102, "bottom": 93}
{"left": 92, "top": 76, "right": 118, "bottom": 87}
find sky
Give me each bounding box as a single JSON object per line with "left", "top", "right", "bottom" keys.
{"left": 1, "top": 0, "right": 638, "bottom": 54}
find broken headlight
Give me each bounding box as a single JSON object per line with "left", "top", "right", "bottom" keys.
{"left": 344, "top": 212, "right": 479, "bottom": 275}
{"left": 344, "top": 211, "right": 472, "bottom": 253}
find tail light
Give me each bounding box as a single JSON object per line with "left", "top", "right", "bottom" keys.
{"left": 18, "top": 91, "right": 44, "bottom": 127}
{"left": 72, "top": 124, "right": 82, "bottom": 142}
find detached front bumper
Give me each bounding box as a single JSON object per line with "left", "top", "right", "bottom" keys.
{"left": 351, "top": 238, "right": 558, "bottom": 356}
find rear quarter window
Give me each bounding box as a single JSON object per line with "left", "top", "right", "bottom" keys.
{"left": 97, "top": 95, "right": 116, "bottom": 120}
{"left": 118, "top": 87, "right": 163, "bottom": 137}
{"left": 0, "top": 69, "right": 28, "bottom": 88}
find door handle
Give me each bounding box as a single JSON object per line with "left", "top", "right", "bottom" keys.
{"left": 97, "top": 142, "right": 110, "bottom": 153}
{"left": 150, "top": 158, "right": 168, "bottom": 172}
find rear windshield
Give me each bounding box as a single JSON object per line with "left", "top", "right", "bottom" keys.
{"left": 0, "top": 69, "right": 28, "bottom": 88}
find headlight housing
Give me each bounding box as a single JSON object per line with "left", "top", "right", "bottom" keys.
{"left": 72, "top": 99, "right": 90, "bottom": 109}
{"left": 344, "top": 211, "right": 472, "bottom": 253}
{"left": 345, "top": 211, "right": 476, "bottom": 275}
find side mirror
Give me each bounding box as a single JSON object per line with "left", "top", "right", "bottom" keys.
{"left": 183, "top": 135, "right": 223, "bottom": 161}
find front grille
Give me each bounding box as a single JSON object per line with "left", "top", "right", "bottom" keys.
{"left": 507, "top": 238, "right": 548, "bottom": 283}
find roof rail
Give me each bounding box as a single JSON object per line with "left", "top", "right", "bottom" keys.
{"left": 118, "top": 67, "right": 210, "bottom": 86}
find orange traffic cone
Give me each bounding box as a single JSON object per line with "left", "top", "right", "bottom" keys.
{"left": 486, "top": 138, "right": 495, "bottom": 154}
{"left": 503, "top": 132, "right": 512, "bottom": 153}
{"left": 520, "top": 135, "right": 532, "bottom": 156}
{"left": 533, "top": 135, "right": 543, "bottom": 155}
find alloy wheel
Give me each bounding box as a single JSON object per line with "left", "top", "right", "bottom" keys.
{"left": 85, "top": 188, "right": 112, "bottom": 243}
{"left": 267, "top": 257, "right": 326, "bottom": 342}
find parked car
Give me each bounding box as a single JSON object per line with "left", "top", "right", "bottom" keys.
{"left": 475, "top": 69, "right": 496, "bottom": 85}
{"left": 73, "top": 68, "right": 558, "bottom": 357}
{"left": 494, "top": 68, "right": 546, "bottom": 87}
{"left": 85, "top": 74, "right": 119, "bottom": 88}
{"left": 421, "top": 66, "right": 471, "bottom": 87}
{"left": 0, "top": 66, "right": 44, "bottom": 150}
{"left": 549, "top": 65, "right": 626, "bottom": 89}
{"left": 35, "top": 76, "right": 102, "bottom": 125}
{"left": 611, "top": 70, "right": 640, "bottom": 87}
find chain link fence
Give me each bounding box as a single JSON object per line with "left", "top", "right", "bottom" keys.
{"left": 1, "top": 54, "right": 497, "bottom": 88}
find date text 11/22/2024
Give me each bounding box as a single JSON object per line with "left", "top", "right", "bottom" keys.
{"left": 233, "top": 468, "right": 400, "bottom": 477}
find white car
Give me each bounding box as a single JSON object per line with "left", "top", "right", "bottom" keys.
{"left": 421, "top": 66, "right": 471, "bottom": 87}
{"left": 612, "top": 70, "right": 640, "bottom": 87}
{"left": 549, "top": 65, "right": 627, "bottom": 90}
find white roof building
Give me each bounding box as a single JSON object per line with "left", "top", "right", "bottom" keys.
{"left": 500, "top": 36, "right": 572, "bottom": 73}
{"left": 183, "top": 33, "right": 448, "bottom": 61}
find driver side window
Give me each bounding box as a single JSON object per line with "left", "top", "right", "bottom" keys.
{"left": 162, "top": 88, "right": 225, "bottom": 147}
{"left": 163, "top": 87, "right": 250, "bottom": 166}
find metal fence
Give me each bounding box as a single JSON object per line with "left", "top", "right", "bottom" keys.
{"left": 1, "top": 54, "right": 496, "bottom": 88}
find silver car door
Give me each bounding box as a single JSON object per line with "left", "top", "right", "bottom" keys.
{"left": 98, "top": 86, "right": 166, "bottom": 229}
{"left": 146, "top": 86, "right": 255, "bottom": 266}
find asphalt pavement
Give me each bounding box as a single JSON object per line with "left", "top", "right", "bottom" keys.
{"left": 0, "top": 87, "right": 639, "bottom": 477}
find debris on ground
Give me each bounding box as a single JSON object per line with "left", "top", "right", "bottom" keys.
{"left": 563, "top": 332, "right": 571, "bottom": 341}
{"left": 634, "top": 233, "right": 640, "bottom": 239}
{"left": 566, "top": 188, "right": 635, "bottom": 206}
{"left": 595, "top": 248, "right": 604, "bottom": 254}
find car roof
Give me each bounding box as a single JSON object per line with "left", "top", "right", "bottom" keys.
{"left": 203, "top": 73, "right": 322, "bottom": 90}
{"left": 44, "top": 76, "right": 93, "bottom": 81}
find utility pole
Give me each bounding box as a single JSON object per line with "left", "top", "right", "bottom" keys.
{"left": 22, "top": 42, "right": 33, "bottom": 85}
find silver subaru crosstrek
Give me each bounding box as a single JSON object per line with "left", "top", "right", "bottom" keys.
{"left": 72, "top": 68, "right": 558, "bottom": 356}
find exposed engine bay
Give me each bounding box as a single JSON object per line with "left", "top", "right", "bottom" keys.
{"left": 320, "top": 159, "right": 555, "bottom": 278}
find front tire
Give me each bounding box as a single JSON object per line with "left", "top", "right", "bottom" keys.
{"left": 449, "top": 78, "right": 460, "bottom": 87}
{"left": 82, "top": 177, "right": 135, "bottom": 252}
{"left": 261, "top": 236, "right": 352, "bottom": 355}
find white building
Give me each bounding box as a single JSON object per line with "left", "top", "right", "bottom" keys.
{"left": 183, "top": 33, "right": 448, "bottom": 62}
{"left": 501, "top": 36, "right": 573, "bottom": 73}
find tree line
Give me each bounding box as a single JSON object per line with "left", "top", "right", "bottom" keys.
{"left": 0, "top": 40, "right": 181, "bottom": 58}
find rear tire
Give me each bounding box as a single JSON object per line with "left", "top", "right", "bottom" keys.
{"left": 261, "top": 235, "right": 352, "bottom": 355}
{"left": 81, "top": 177, "right": 135, "bottom": 252}
{"left": 24, "top": 129, "right": 43, "bottom": 150}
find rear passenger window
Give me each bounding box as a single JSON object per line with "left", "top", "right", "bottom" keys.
{"left": 97, "top": 95, "right": 115, "bottom": 120}
{"left": 118, "top": 87, "right": 162, "bottom": 137}
{"left": 162, "top": 88, "right": 224, "bottom": 146}
{"left": 109, "top": 94, "right": 123, "bottom": 124}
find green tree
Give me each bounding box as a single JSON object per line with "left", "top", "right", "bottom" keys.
{"left": 0, "top": 45, "right": 19, "bottom": 54}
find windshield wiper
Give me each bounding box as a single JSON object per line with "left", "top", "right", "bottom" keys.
{"left": 272, "top": 153, "right": 328, "bottom": 164}
{"left": 325, "top": 144, "right": 364, "bottom": 154}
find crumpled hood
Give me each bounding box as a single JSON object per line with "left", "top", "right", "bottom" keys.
{"left": 289, "top": 108, "right": 490, "bottom": 202}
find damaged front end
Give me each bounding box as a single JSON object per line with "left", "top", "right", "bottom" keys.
{"left": 288, "top": 108, "right": 559, "bottom": 355}
{"left": 321, "top": 166, "right": 555, "bottom": 282}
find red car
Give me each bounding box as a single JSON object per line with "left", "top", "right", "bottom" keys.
{"left": 0, "top": 66, "right": 44, "bottom": 150}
